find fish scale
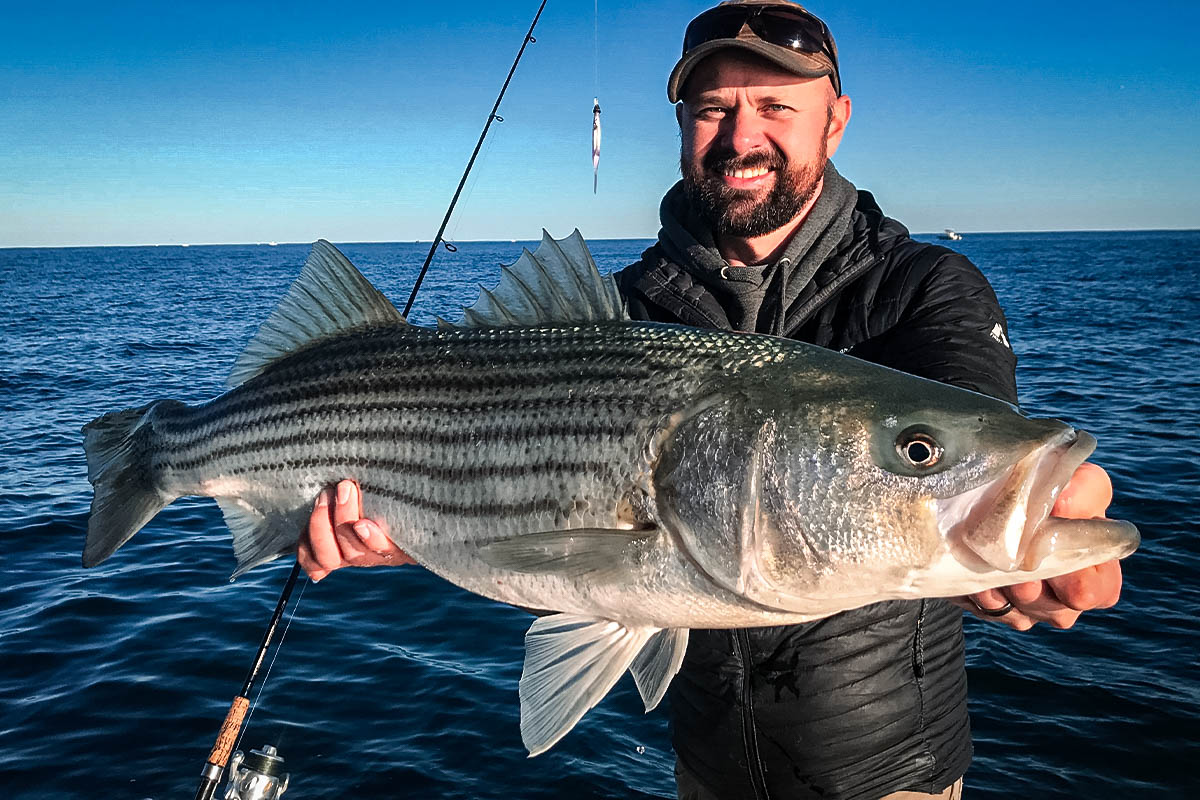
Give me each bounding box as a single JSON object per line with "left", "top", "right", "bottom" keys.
{"left": 147, "top": 323, "right": 726, "bottom": 547}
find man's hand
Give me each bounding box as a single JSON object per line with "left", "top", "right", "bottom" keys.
{"left": 953, "top": 462, "right": 1125, "bottom": 631}
{"left": 297, "top": 480, "right": 415, "bottom": 582}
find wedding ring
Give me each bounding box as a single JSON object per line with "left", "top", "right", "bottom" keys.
{"left": 969, "top": 597, "right": 1014, "bottom": 617}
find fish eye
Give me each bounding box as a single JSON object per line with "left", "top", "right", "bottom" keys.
{"left": 897, "top": 431, "right": 942, "bottom": 468}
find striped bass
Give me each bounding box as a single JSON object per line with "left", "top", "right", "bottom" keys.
{"left": 81, "top": 231, "right": 1139, "bottom": 755}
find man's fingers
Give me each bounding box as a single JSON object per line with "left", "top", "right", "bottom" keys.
{"left": 332, "top": 526, "right": 370, "bottom": 561}
{"left": 309, "top": 482, "right": 374, "bottom": 568}
{"left": 1047, "top": 560, "right": 1123, "bottom": 611}
{"left": 1005, "top": 581, "right": 1085, "bottom": 629}
{"left": 1005, "top": 580, "right": 1043, "bottom": 606}
{"left": 954, "top": 591, "right": 1037, "bottom": 631}
{"left": 307, "top": 488, "right": 333, "bottom": 538}
{"left": 330, "top": 481, "right": 369, "bottom": 561}
{"left": 1051, "top": 462, "right": 1112, "bottom": 519}
{"left": 1046, "top": 568, "right": 1099, "bottom": 611}
{"left": 993, "top": 608, "right": 1035, "bottom": 632}
{"left": 296, "top": 539, "right": 317, "bottom": 579}
{"left": 966, "top": 588, "right": 1009, "bottom": 613}
{"left": 352, "top": 519, "right": 409, "bottom": 559}
{"left": 1017, "top": 583, "right": 1083, "bottom": 629}
{"left": 332, "top": 480, "right": 395, "bottom": 559}
{"left": 298, "top": 508, "right": 332, "bottom": 583}
{"left": 333, "top": 480, "right": 363, "bottom": 528}
{"left": 320, "top": 480, "right": 367, "bottom": 561}
{"left": 308, "top": 488, "right": 348, "bottom": 572}
{"left": 1092, "top": 560, "right": 1124, "bottom": 608}
{"left": 298, "top": 480, "right": 416, "bottom": 579}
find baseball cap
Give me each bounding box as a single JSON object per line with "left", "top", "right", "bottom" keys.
{"left": 667, "top": 0, "right": 841, "bottom": 103}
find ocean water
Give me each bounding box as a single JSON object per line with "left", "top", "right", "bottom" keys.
{"left": 1, "top": 231, "right": 1197, "bottom": 798}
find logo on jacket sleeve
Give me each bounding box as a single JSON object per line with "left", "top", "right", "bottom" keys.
{"left": 989, "top": 322, "right": 1011, "bottom": 349}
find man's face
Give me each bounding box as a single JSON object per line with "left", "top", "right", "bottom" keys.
{"left": 678, "top": 51, "right": 848, "bottom": 238}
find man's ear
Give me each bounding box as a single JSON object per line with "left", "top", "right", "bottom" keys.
{"left": 826, "top": 94, "right": 852, "bottom": 158}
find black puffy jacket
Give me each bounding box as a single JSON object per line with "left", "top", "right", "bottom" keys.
{"left": 615, "top": 190, "right": 1017, "bottom": 800}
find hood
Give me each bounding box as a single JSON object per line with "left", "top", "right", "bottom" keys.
{"left": 625, "top": 163, "right": 913, "bottom": 336}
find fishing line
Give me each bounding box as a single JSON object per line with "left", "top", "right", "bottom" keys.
{"left": 591, "top": 0, "right": 602, "bottom": 194}
{"left": 193, "top": 562, "right": 304, "bottom": 800}
{"left": 447, "top": 131, "right": 500, "bottom": 249}
{"left": 232, "top": 577, "right": 309, "bottom": 756}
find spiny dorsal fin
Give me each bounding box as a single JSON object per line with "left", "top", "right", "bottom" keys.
{"left": 228, "top": 240, "right": 406, "bottom": 387}
{"left": 453, "top": 229, "right": 627, "bottom": 328}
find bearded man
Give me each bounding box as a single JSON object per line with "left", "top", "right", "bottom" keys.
{"left": 297, "top": 2, "right": 1125, "bottom": 798}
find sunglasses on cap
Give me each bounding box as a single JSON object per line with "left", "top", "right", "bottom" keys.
{"left": 682, "top": 4, "right": 840, "bottom": 95}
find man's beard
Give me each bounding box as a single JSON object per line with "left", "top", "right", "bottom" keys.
{"left": 681, "top": 138, "right": 827, "bottom": 239}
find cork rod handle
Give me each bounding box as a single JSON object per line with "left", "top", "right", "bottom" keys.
{"left": 207, "top": 695, "right": 250, "bottom": 767}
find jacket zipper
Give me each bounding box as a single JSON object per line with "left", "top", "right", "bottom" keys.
{"left": 781, "top": 253, "right": 884, "bottom": 336}
{"left": 734, "top": 630, "right": 769, "bottom": 800}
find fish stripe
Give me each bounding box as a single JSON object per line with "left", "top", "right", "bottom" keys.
{"left": 221, "top": 456, "right": 614, "bottom": 482}
{"left": 254, "top": 328, "right": 706, "bottom": 375}
{"left": 358, "top": 481, "right": 566, "bottom": 518}
{"left": 162, "top": 379, "right": 662, "bottom": 437}
{"left": 158, "top": 420, "right": 645, "bottom": 471}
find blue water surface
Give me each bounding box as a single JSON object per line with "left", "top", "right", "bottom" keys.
{"left": 1, "top": 231, "right": 1196, "bottom": 798}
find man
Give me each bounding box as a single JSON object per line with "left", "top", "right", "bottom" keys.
{"left": 297, "top": 2, "right": 1124, "bottom": 797}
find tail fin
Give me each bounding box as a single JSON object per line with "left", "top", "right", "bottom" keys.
{"left": 81, "top": 403, "right": 175, "bottom": 567}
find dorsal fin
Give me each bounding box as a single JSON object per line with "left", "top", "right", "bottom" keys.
{"left": 453, "top": 229, "right": 627, "bottom": 328}
{"left": 228, "top": 240, "right": 406, "bottom": 387}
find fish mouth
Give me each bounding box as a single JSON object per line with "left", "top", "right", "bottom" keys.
{"left": 936, "top": 426, "right": 1103, "bottom": 572}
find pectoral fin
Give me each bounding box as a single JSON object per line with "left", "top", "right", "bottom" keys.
{"left": 519, "top": 614, "right": 659, "bottom": 756}
{"left": 477, "top": 528, "right": 657, "bottom": 582}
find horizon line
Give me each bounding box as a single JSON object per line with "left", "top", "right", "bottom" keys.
{"left": 3, "top": 227, "right": 1198, "bottom": 251}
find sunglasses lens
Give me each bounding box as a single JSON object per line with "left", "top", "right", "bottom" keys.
{"left": 682, "top": 8, "right": 753, "bottom": 52}
{"left": 683, "top": 6, "right": 829, "bottom": 55}
{"left": 751, "top": 10, "right": 829, "bottom": 53}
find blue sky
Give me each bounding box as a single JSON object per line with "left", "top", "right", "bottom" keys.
{"left": 2, "top": 0, "right": 1197, "bottom": 246}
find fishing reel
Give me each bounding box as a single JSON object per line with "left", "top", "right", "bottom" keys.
{"left": 223, "top": 744, "right": 289, "bottom": 800}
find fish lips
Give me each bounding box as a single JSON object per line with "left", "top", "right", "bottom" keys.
{"left": 937, "top": 426, "right": 1137, "bottom": 573}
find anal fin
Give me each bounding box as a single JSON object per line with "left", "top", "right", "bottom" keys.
{"left": 629, "top": 627, "right": 689, "bottom": 712}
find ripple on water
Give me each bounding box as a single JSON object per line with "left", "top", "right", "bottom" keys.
{"left": 2, "top": 234, "right": 1198, "bottom": 798}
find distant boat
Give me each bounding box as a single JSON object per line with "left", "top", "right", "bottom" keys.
{"left": 938, "top": 229, "right": 963, "bottom": 241}
{"left": 268, "top": 241, "right": 278, "bottom": 247}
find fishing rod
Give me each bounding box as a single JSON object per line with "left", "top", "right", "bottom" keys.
{"left": 405, "top": 0, "right": 548, "bottom": 316}
{"left": 191, "top": 3, "right": 550, "bottom": 797}
{"left": 193, "top": 565, "right": 301, "bottom": 800}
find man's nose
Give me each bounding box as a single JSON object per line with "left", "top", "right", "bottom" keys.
{"left": 721, "top": 108, "right": 767, "bottom": 153}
